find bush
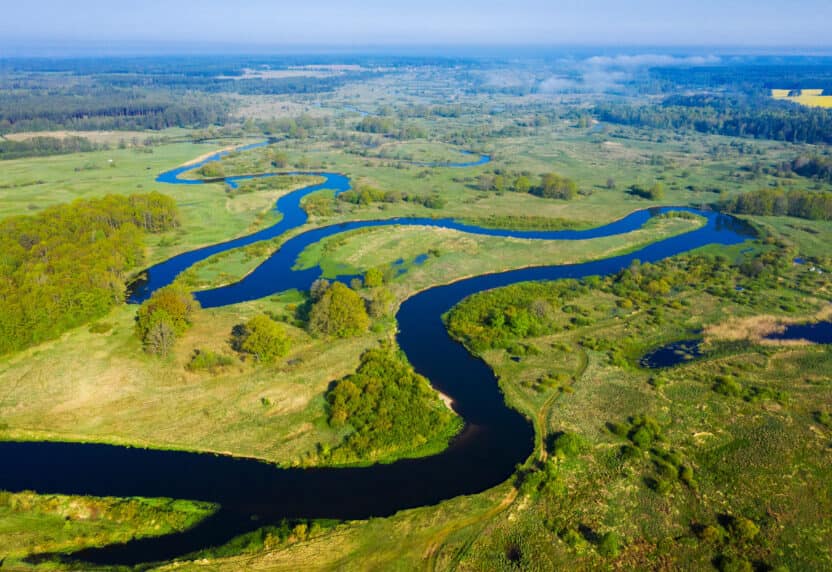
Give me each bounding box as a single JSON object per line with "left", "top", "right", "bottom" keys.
{"left": 713, "top": 375, "right": 744, "bottom": 397}
{"left": 235, "top": 314, "right": 292, "bottom": 362}
{"left": 187, "top": 349, "right": 235, "bottom": 372}
{"left": 308, "top": 282, "right": 370, "bottom": 338}
{"left": 551, "top": 432, "right": 589, "bottom": 459}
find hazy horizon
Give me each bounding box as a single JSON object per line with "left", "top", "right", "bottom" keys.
{"left": 2, "top": 0, "right": 831, "bottom": 57}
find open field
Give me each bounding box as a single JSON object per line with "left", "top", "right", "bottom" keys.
{"left": 773, "top": 88, "right": 832, "bottom": 108}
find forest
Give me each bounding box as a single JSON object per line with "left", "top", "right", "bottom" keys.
{"left": 0, "top": 193, "right": 179, "bottom": 355}
{"left": 596, "top": 95, "right": 832, "bottom": 144}
{"left": 719, "top": 188, "right": 832, "bottom": 220}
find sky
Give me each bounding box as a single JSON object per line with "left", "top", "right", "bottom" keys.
{"left": 2, "top": 0, "right": 831, "bottom": 55}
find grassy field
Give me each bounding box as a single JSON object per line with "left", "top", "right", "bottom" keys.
{"left": 0, "top": 491, "right": 215, "bottom": 565}
{"left": 0, "top": 138, "right": 315, "bottom": 268}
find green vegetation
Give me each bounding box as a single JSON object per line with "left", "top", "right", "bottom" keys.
{"left": 0, "top": 135, "right": 99, "bottom": 160}
{"left": 596, "top": 94, "right": 832, "bottom": 145}
{"left": 186, "top": 348, "right": 236, "bottom": 372}
{"left": 135, "top": 285, "right": 200, "bottom": 356}
{"left": 0, "top": 192, "right": 179, "bottom": 355}
{"left": 232, "top": 314, "right": 292, "bottom": 362}
{"left": 308, "top": 281, "right": 370, "bottom": 338}
{"left": 720, "top": 187, "right": 832, "bottom": 220}
{"left": 0, "top": 491, "right": 215, "bottom": 562}
{"left": 325, "top": 347, "right": 461, "bottom": 464}
{"left": 532, "top": 172, "right": 579, "bottom": 200}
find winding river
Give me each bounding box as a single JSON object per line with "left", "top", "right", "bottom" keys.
{"left": 0, "top": 143, "right": 756, "bottom": 565}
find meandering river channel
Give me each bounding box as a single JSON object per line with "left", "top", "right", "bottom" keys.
{"left": 0, "top": 143, "right": 756, "bottom": 565}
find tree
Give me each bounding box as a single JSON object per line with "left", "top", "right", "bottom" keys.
{"left": 136, "top": 285, "right": 199, "bottom": 339}
{"left": 533, "top": 173, "right": 578, "bottom": 200}
{"left": 144, "top": 320, "right": 176, "bottom": 357}
{"left": 514, "top": 175, "right": 532, "bottom": 194}
{"left": 363, "top": 268, "right": 384, "bottom": 289}
{"left": 135, "top": 285, "right": 199, "bottom": 355}
{"left": 309, "top": 278, "right": 331, "bottom": 302}
{"left": 236, "top": 314, "right": 292, "bottom": 363}
{"left": 367, "top": 287, "right": 395, "bottom": 318}
{"left": 308, "top": 282, "right": 370, "bottom": 338}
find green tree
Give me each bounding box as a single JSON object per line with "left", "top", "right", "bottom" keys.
{"left": 514, "top": 175, "right": 532, "bottom": 194}
{"left": 367, "top": 287, "right": 395, "bottom": 318}
{"left": 236, "top": 314, "right": 292, "bottom": 363}
{"left": 363, "top": 268, "right": 385, "bottom": 289}
{"left": 308, "top": 282, "right": 370, "bottom": 338}
{"left": 135, "top": 285, "right": 199, "bottom": 355}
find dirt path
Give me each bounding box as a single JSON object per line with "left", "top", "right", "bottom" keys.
{"left": 422, "top": 487, "right": 519, "bottom": 571}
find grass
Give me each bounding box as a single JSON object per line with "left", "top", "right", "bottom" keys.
{"left": 0, "top": 491, "right": 215, "bottom": 562}
{"left": 0, "top": 137, "right": 315, "bottom": 269}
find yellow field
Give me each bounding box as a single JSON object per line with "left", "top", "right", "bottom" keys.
{"left": 771, "top": 88, "right": 832, "bottom": 108}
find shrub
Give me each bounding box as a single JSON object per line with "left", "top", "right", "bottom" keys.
{"left": 308, "top": 282, "right": 370, "bottom": 338}
{"left": 187, "top": 349, "right": 235, "bottom": 372}
{"left": 713, "top": 375, "right": 744, "bottom": 397}
{"left": 235, "top": 314, "right": 292, "bottom": 363}
{"left": 551, "top": 432, "right": 589, "bottom": 459}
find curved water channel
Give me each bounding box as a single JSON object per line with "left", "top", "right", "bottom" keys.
{"left": 0, "top": 142, "right": 757, "bottom": 565}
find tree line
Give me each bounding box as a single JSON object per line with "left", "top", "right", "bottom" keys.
{"left": 595, "top": 95, "right": 832, "bottom": 145}
{"left": 0, "top": 193, "right": 180, "bottom": 355}
{"left": 719, "top": 188, "right": 832, "bottom": 221}
{"left": 0, "top": 135, "right": 98, "bottom": 160}
{"left": 0, "top": 90, "right": 228, "bottom": 133}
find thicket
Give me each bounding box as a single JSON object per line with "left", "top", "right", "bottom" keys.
{"left": 787, "top": 155, "right": 832, "bottom": 183}
{"left": 337, "top": 184, "right": 447, "bottom": 210}
{"left": 0, "top": 193, "right": 179, "bottom": 355}
{"left": 447, "top": 248, "right": 808, "bottom": 361}
{"left": 476, "top": 172, "right": 579, "bottom": 200}
{"left": 325, "top": 347, "right": 459, "bottom": 463}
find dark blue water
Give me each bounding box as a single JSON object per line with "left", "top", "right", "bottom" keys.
{"left": 130, "top": 142, "right": 489, "bottom": 302}
{"left": 0, "top": 142, "right": 757, "bottom": 566}
{"left": 766, "top": 321, "right": 832, "bottom": 344}
{"left": 640, "top": 339, "right": 704, "bottom": 369}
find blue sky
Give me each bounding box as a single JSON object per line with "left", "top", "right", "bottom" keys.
{"left": 2, "top": 0, "right": 831, "bottom": 51}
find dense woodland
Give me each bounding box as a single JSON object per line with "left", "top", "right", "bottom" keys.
{"left": 0, "top": 193, "right": 179, "bottom": 355}
{"left": 0, "top": 90, "right": 228, "bottom": 133}
{"left": 596, "top": 95, "right": 832, "bottom": 145}
{"left": 719, "top": 188, "right": 832, "bottom": 220}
